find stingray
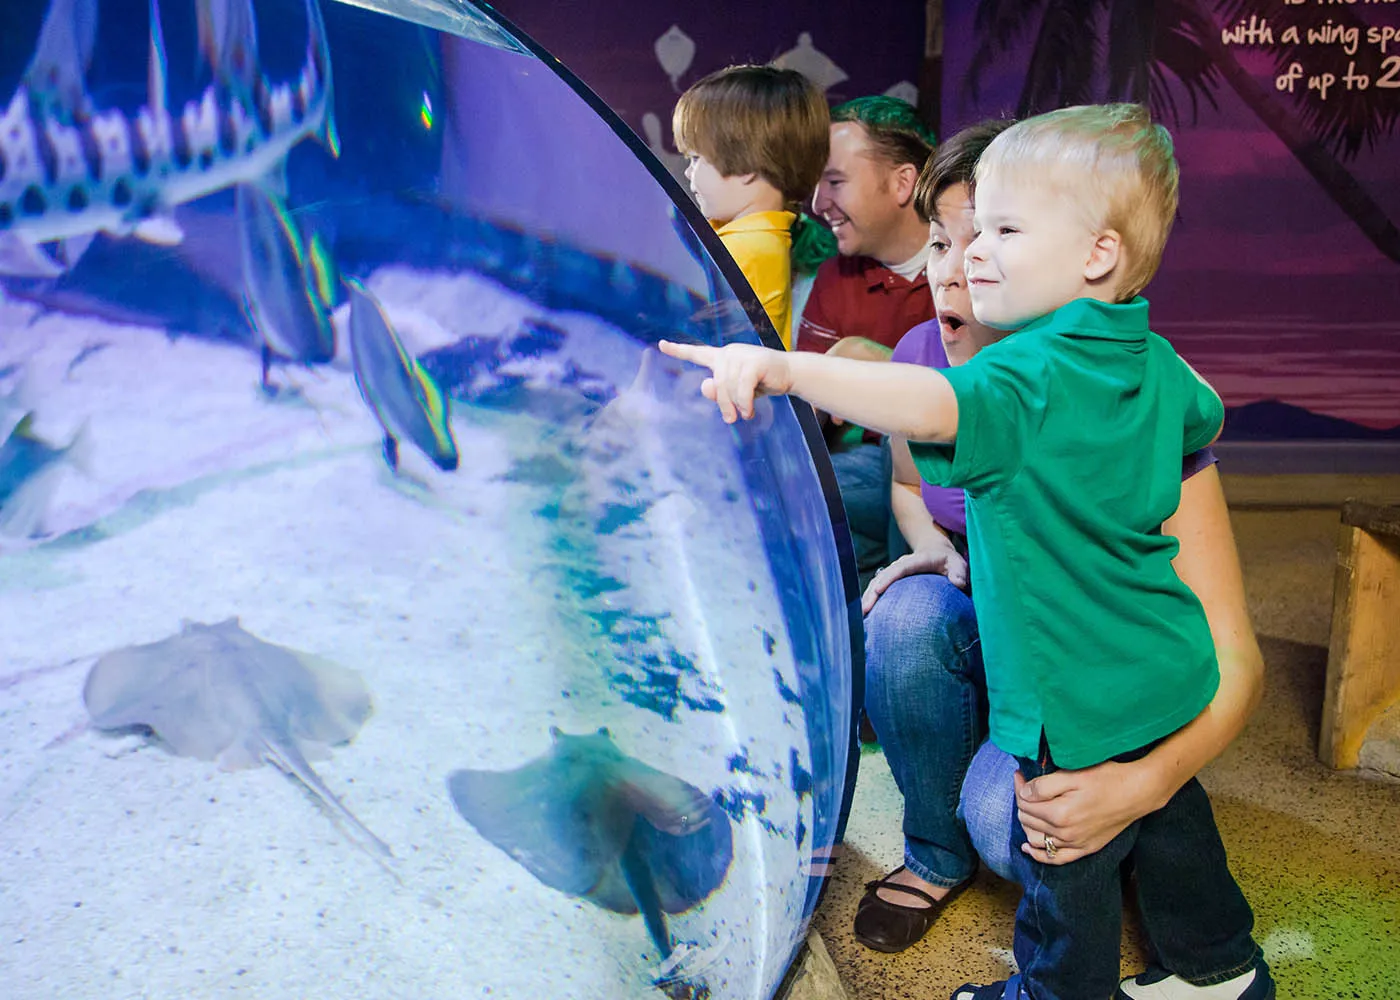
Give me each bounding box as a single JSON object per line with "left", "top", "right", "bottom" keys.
{"left": 83, "top": 617, "right": 390, "bottom": 858}
{"left": 448, "top": 727, "right": 733, "bottom": 960}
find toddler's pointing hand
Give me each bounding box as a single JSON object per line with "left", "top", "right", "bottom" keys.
{"left": 658, "top": 340, "right": 794, "bottom": 424}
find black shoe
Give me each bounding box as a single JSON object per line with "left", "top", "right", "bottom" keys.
{"left": 852, "top": 866, "right": 970, "bottom": 953}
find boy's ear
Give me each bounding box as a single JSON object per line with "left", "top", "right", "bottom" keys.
{"left": 1084, "top": 230, "right": 1122, "bottom": 283}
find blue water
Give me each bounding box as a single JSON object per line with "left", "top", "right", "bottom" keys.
{"left": 0, "top": 2, "right": 857, "bottom": 997}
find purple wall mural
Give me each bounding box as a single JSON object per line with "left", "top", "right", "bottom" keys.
{"left": 943, "top": 0, "right": 1400, "bottom": 466}
{"left": 492, "top": 1, "right": 1398, "bottom": 467}
{"left": 490, "top": 1, "right": 930, "bottom": 185}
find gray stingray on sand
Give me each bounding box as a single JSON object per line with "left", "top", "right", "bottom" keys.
{"left": 448, "top": 727, "right": 733, "bottom": 961}
{"left": 83, "top": 617, "right": 390, "bottom": 857}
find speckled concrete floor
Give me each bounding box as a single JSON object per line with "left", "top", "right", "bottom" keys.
{"left": 813, "top": 476, "right": 1400, "bottom": 1000}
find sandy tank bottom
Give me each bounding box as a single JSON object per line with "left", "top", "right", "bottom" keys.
{"left": 0, "top": 268, "right": 822, "bottom": 999}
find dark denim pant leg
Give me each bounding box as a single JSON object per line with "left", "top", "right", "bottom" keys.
{"left": 864, "top": 572, "right": 986, "bottom": 888}
{"left": 829, "top": 439, "right": 890, "bottom": 593}
{"left": 1011, "top": 754, "right": 1140, "bottom": 1000}
{"left": 1131, "top": 778, "right": 1262, "bottom": 985}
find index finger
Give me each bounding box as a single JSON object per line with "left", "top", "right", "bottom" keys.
{"left": 658, "top": 339, "right": 716, "bottom": 370}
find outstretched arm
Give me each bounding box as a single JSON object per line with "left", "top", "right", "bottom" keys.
{"left": 822, "top": 337, "right": 894, "bottom": 428}
{"left": 657, "top": 340, "right": 959, "bottom": 442}
{"left": 1014, "top": 464, "right": 1264, "bottom": 863}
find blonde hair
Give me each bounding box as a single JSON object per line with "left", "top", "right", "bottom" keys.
{"left": 672, "top": 65, "right": 830, "bottom": 208}
{"left": 975, "top": 103, "right": 1178, "bottom": 301}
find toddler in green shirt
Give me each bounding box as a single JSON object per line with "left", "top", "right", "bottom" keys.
{"left": 662, "top": 104, "right": 1270, "bottom": 1000}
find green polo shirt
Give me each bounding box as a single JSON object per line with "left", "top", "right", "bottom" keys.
{"left": 909, "top": 297, "right": 1224, "bottom": 768}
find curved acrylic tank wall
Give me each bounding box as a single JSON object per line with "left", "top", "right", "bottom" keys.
{"left": 0, "top": 1, "right": 861, "bottom": 997}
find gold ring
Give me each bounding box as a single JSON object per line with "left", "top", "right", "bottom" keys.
{"left": 1043, "top": 835, "right": 1058, "bottom": 859}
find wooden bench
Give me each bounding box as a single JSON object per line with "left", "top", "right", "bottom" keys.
{"left": 1320, "top": 501, "right": 1400, "bottom": 769}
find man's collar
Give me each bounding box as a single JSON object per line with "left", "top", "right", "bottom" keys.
{"left": 841, "top": 254, "right": 929, "bottom": 291}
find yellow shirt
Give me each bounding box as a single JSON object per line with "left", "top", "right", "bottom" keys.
{"left": 713, "top": 210, "right": 795, "bottom": 349}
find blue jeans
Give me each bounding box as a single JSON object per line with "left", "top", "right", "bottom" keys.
{"left": 830, "top": 439, "right": 890, "bottom": 593}
{"left": 1010, "top": 743, "right": 1262, "bottom": 1000}
{"left": 863, "top": 571, "right": 986, "bottom": 888}
{"left": 959, "top": 738, "right": 1018, "bottom": 881}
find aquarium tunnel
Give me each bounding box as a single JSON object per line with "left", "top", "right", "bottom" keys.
{"left": 0, "top": 0, "right": 863, "bottom": 997}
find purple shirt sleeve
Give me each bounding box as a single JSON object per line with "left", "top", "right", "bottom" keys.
{"left": 891, "top": 321, "right": 967, "bottom": 536}
{"left": 1183, "top": 446, "right": 1218, "bottom": 480}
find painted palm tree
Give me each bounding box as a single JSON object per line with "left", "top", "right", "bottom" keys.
{"left": 964, "top": 0, "right": 1400, "bottom": 263}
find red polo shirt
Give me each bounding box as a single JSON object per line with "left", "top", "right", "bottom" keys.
{"left": 794, "top": 255, "right": 934, "bottom": 354}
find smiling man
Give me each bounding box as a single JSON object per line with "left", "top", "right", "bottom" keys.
{"left": 796, "top": 97, "right": 936, "bottom": 356}
{"left": 795, "top": 97, "right": 936, "bottom": 590}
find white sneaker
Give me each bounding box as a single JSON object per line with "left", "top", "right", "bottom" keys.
{"left": 1116, "top": 964, "right": 1274, "bottom": 1000}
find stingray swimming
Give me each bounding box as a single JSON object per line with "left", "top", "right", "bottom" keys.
{"left": 83, "top": 617, "right": 389, "bottom": 858}
{"left": 448, "top": 727, "right": 733, "bottom": 961}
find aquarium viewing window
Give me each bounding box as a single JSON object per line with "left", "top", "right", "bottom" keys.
{"left": 0, "top": 0, "right": 862, "bottom": 996}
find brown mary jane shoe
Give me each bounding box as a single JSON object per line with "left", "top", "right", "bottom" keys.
{"left": 852, "top": 866, "right": 971, "bottom": 953}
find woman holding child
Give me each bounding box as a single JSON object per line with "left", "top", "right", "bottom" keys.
{"left": 663, "top": 106, "right": 1273, "bottom": 1000}
{"left": 856, "top": 118, "right": 1272, "bottom": 1000}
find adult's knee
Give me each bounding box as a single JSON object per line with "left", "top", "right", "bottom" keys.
{"left": 864, "top": 573, "right": 979, "bottom": 690}
{"left": 959, "top": 741, "right": 1019, "bottom": 883}
{"left": 866, "top": 573, "right": 976, "bottom": 647}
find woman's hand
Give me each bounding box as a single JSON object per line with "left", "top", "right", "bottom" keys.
{"left": 862, "top": 542, "right": 969, "bottom": 613}
{"left": 1014, "top": 760, "right": 1167, "bottom": 865}
{"left": 867, "top": 442, "right": 969, "bottom": 614}
{"left": 658, "top": 340, "right": 792, "bottom": 423}
{"left": 1017, "top": 465, "right": 1264, "bottom": 867}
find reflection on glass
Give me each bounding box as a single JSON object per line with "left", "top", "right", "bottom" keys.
{"left": 334, "top": 0, "right": 528, "bottom": 53}
{"left": 0, "top": 0, "right": 856, "bottom": 997}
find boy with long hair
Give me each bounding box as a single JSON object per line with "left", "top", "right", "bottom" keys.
{"left": 672, "top": 65, "right": 830, "bottom": 348}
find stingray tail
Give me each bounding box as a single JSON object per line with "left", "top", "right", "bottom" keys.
{"left": 619, "top": 821, "right": 672, "bottom": 960}
{"left": 263, "top": 734, "right": 393, "bottom": 859}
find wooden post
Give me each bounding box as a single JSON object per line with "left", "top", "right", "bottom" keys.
{"left": 1320, "top": 502, "right": 1400, "bottom": 769}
